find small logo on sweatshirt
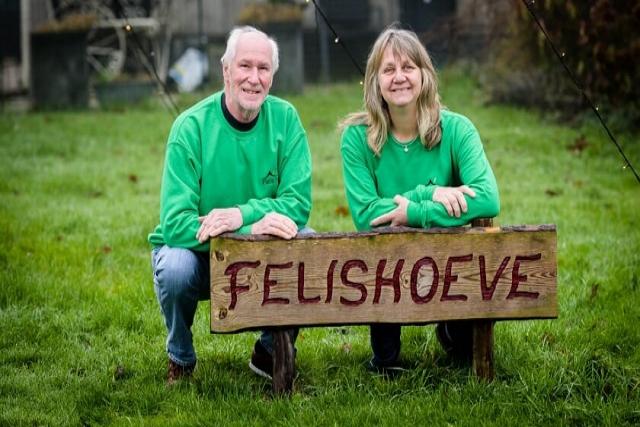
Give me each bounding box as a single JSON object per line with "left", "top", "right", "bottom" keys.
{"left": 262, "top": 170, "right": 277, "bottom": 185}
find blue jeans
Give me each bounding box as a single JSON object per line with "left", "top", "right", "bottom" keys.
{"left": 152, "top": 228, "right": 312, "bottom": 366}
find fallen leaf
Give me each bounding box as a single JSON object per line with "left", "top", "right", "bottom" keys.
{"left": 567, "top": 135, "right": 589, "bottom": 153}
{"left": 541, "top": 331, "right": 555, "bottom": 346}
{"left": 128, "top": 174, "right": 138, "bottom": 183}
{"left": 545, "top": 189, "right": 562, "bottom": 197}
{"left": 590, "top": 283, "right": 599, "bottom": 301}
{"left": 101, "top": 245, "right": 112, "bottom": 254}
{"left": 335, "top": 206, "right": 349, "bottom": 217}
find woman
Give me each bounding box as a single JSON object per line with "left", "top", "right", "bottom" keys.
{"left": 340, "top": 27, "right": 500, "bottom": 374}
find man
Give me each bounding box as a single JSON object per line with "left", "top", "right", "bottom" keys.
{"left": 148, "top": 26, "right": 312, "bottom": 384}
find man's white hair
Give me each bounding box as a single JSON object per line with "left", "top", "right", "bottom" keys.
{"left": 220, "top": 26, "right": 279, "bottom": 73}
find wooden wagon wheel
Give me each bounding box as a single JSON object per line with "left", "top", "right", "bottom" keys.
{"left": 53, "top": 0, "right": 127, "bottom": 80}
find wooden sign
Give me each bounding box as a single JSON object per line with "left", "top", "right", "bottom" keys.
{"left": 210, "top": 225, "right": 557, "bottom": 333}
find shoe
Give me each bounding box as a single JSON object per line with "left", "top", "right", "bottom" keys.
{"left": 167, "top": 359, "right": 195, "bottom": 385}
{"left": 436, "top": 322, "right": 473, "bottom": 362}
{"left": 367, "top": 358, "right": 407, "bottom": 378}
{"left": 249, "top": 340, "right": 273, "bottom": 381}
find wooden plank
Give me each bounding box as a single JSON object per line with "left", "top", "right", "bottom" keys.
{"left": 210, "top": 225, "right": 557, "bottom": 333}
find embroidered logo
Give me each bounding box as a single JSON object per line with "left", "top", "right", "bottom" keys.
{"left": 262, "top": 170, "right": 277, "bottom": 185}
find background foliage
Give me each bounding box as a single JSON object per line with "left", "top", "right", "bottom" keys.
{"left": 483, "top": 0, "right": 640, "bottom": 128}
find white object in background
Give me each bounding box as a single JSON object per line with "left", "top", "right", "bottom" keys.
{"left": 169, "top": 48, "right": 209, "bottom": 92}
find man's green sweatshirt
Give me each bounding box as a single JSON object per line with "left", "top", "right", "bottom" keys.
{"left": 149, "top": 91, "right": 312, "bottom": 252}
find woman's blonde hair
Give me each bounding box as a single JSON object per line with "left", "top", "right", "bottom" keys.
{"left": 340, "top": 27, "right": 442, "bottom": 155}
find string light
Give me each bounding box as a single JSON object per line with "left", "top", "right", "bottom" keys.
{"left": 522, "top": 0, "right": 640, "bottom": 184}
{"left": 125, "top": 24, "right": 132, "bottom": 32}
{"left": 359, "top": 81, "right": 363, "bottom": 85}
{"left": 310, "top": 0, "right": 365, "bottom": 76}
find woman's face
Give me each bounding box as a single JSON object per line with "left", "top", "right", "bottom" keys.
{"left": 377, "top": 45, "right": 422, "bottom": 109}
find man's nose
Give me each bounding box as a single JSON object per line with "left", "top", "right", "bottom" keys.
{"left": 247, "top": 67, "right": 259, "bottom": 83}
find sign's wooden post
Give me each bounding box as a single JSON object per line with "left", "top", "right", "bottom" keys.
{"left": 272, "top": 328, "right": 295, "bottom": 395}
{"left": 470, "top": 218, "right": 495, "bottom": 380}
{"left": 210, "top": 223, "right": 557, "bottom": 394}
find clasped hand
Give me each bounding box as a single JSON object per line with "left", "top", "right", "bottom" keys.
{"left": 432, "top": 185, "right": 475, "bottom": 217}
{"left": 251, "top": 212, "right": 298, "bottom": 239}
{"left": 196, "top": 209, "right": 297, "bottom": 242}
{"left": 370, "top": 195, "right": 410, "bottom": 227}
{"left": 370, "top": 185, "right": 476, "bottom": 228}
{"left": 196, "top": 207, "right": 243, "bottom": 243}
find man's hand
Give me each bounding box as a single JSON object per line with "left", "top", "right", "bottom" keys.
{"left": 370, "top": 195, "right": 410, "bottom": 227}
{"left": 251, "top": 212, "right": 298, "bottom": 239}
{"left": 196, "top": 207, "right": 243, "bottom": 243}
{"left": 432, "top": 185, "right": 476, "bottom": 217}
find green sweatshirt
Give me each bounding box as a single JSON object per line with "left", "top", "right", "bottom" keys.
{"left": 341, "top": 109, "right": 499, "bottom": 231}
{"left": 148, "top": 91, "right": 312, "bottom": 252}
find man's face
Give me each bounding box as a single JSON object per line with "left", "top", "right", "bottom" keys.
{"left": 223, "top": 33, "right": 274, "bottom": 122}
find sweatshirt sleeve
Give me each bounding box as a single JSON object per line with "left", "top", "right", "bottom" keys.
{"left": 159, "top": 139, "right": 208, "bottom": 251}
{"left": 341, "top": 127, "right": 398, "bottom": 231}
{"left": 402, "top": 183, "right": 437, "bottom": 203}
{"left": 235, "top": 112, "right": 312, "bottom": 232}
{"left": 406, "top": 119, "right": 500, "bottom": 228}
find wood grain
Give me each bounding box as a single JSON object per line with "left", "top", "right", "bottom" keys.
{"left": 210, "top": 225, "right": 557, "bottom": 333}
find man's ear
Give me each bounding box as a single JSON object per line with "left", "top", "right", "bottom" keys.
{"left": 222, "top": 63, "right": 229, "bottom": 84}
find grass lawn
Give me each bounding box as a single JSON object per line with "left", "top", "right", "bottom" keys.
{"left": 1, "top": 68, "right": 639, "bottom": 426}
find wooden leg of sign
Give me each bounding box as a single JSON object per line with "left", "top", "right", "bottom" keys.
{"left": 470, "top": 218, "right": 495, "bottom": 380}
{"left": 272, "top": 328, "right": 295, "bottom": 395}
{"left": 471, "top": 217, "right": 494, "bottom": 228}
{"left": 472, "top": 320, "right": 495, "bottom": 381}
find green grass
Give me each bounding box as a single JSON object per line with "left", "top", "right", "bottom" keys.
{"left": 1, "top": 68, "right": 639, "bottom": 426}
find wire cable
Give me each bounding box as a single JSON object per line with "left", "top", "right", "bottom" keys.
{"left": 116, "top": 0, "right": 180, "bottom": 118}
{"left": 522, "top": 0, "right": 639, "bottom": 184}
{"left": 309, "top": 0, "right": 365, "bottom": 77}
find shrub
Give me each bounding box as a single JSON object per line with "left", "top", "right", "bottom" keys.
{"left": 483, "top": 0, "right": 640, "bottom": 129}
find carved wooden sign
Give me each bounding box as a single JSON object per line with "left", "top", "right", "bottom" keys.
{"left": 210, "top": 225, "right": 557, "bottom": 333}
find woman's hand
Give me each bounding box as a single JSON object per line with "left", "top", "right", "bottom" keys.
{"left": 370, "top": 195, "right": 410, "bottom": 227}
{"left": 432, "top": 185, "right": 476, "bottom": 217}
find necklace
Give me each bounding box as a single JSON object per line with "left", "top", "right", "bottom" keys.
{"left": 391, "top": 134, "right": 418, "bottom": 153}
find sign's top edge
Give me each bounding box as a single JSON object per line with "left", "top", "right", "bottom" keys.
{"left": 212, "top": 224, "right": 557, "bottom": 242}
